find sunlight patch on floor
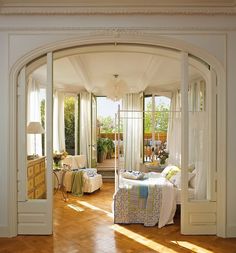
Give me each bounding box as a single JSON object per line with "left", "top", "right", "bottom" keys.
{"left": 171, "top": 241, "right": 213, "bottom": 253}
{"left": 67, "top": 204, "right": 84, "bottom": 212}
{"left": 111, "top": 224, "right": 178, "bottom": 253}
{"left": 77, "top": 201, "right": 114, "bottom": 218}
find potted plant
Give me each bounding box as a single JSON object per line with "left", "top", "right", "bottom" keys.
{"left": 157, "top": 142, "right": 169, "bottom": 165}
{"left": 105, "top": 138, "right": 115, "bottom": 159}
{"left": 53, "top": 150, "right": 68, "bottom": 169}
{"left": 97, "top": 138, "right": 107, "bottom": 163}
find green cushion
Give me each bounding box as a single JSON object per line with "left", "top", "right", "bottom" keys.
{"left": 166, "top": 166, "right": 180, "bottom": 180}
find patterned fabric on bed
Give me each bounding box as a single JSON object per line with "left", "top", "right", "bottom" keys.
{"left": 114, "top": 176, "right": 177, "bottom": 228}
{"left": 114, "top": 183, "right": 162, "bottom": 226}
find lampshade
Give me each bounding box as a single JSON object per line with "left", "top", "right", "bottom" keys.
{"left": 105, "top": 74, "right": 128, "bottom": 101}
{"left": 27, "top": 121, "right": 45, "bottom": 134}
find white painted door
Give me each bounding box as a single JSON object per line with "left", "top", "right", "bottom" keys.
{"left": 91, "top": 94, "right": 97, "bottom": 168}
{"left": 181, "top": 52, "right": 217, "bottom": 234}
{"left": 17, "top": 53, "right": 53, "bottom": 234}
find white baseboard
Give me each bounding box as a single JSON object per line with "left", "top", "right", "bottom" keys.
{"left": 227, "top": 225, "right": 236, "bottom": 238}
{"left": 0, "top": 226, "right": 10, "bottom": 237}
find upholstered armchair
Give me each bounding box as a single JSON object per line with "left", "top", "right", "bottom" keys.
{"left": 61, "top": 155, "right": 103, "bottom": 193}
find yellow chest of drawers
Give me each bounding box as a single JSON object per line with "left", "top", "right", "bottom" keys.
{"left": 27, "top": 156, "right": 46, "bottom": 199}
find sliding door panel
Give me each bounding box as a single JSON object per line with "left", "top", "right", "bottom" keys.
{"left": 17, "top": 53, "right": 53, "bottom": 234}
{"left": 181, "top": 52, "right": 216, "bottom": 235}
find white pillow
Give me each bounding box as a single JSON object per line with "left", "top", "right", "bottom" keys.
{"left": 169, "top": 171, "right": 181, "bottom": 188}
{"left": 62, "top": 156, "right": 74, "bottom": 168}
{"left": 188, "top": 164, "right": 195, "bottom": 172}
{"left": 169, "top": 171, "right": 196, "bottom": 189}
{"left": 188, "top": 172, "right": 195, "bottom": 184}
{"left": 189, "top": 170, "right": 196, "bottom": 188}
{"left": 74, "top": 155, "right": 86, "bottom": 168}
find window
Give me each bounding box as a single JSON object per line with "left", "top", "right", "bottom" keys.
{"left": 143, "top": 95, "right": 171, "bottom": 162}
{"left": 64, "top": 96, "right": 75, "bottom": 155}
{"left": 97, "top": 97, "right": 122, "bottom": 135}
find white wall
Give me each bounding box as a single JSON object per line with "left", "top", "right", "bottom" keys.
{"left": 0, "top": 32, "right": 10, "bottom": 236}
{"left": 0, "top": 13, "right": 235, "bottom": 237}
{"left": 227, "top": 32, "right": 236, "bottom": 237}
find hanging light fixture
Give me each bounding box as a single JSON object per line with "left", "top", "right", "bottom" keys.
{"left": 105, "top": 74, "right": 128, "bottom": 101}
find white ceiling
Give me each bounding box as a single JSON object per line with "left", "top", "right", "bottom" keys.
{"left": 32, "top": 45, "right": 204, "bottom": 95}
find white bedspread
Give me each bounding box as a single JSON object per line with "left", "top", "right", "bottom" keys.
{"left": 114, "top": 176, "right": 177, "bottom": 228}
{"left": 158, "top": 178, "right": 177, "bottom": 227}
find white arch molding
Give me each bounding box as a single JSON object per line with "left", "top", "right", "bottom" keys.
{"left": 9, "top": 32, "right": 226, "bottom": 237}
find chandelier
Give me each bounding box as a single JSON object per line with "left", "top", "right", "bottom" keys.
{"left": 105, "top": 74, "right": 128, "bottom": 101}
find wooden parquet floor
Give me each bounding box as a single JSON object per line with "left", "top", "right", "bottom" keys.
{"left": 0, "top": 182, "right": 236, "bottom": 253}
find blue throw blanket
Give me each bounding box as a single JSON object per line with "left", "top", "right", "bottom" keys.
{"left": 139, "top": 185, "right": 148, "bottom": 198}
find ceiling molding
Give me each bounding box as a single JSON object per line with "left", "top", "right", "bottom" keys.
{"left": 68, "top": 55, "right": 93, "bottom": 92}
{"left": 1, "top": 1, "right": 236, "bottom": 15}
{"left": 1, "top": 26, "right": 236, "bottom": 32}
{"left": 137, "top": 55, "right": 159, "bottom": 91}
{"left": 54, "top": 86, "right": 84, "bottom": 93}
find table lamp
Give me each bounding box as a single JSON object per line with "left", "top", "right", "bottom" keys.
{"left": 27, "top": 121, "right": 45, "bottom": 157}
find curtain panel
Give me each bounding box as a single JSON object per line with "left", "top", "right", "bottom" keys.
{"left": 188, "top": 81, "right": 208, "bottom": 200}
{"left": 123, "top": 93, "right": 143, "bottom": 171}
{"left": 167, "top": 90, "right": 181, "bottom": 167}
{"left": 79, "top": 92, "right": 91, "bottom": 167}
{"left": 167, "top": 80, "right": 208, "bottom": 200}
{"left": 27, "top": 76, "right": 43, "bottom": 155}
{"left": 53, "top": 90, "right": 65, "bottom": 152}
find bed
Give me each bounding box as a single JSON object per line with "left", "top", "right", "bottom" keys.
{"left": 113, "top": 166, "right": 195, "bottom": 228}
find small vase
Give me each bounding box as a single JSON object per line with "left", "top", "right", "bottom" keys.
{"left": 160, "top": 159, "right": 166, "bottom": 165}
{"left": 54, "top": 160, "right": 61, "bottom": 168}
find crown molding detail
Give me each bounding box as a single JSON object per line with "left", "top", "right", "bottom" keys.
{"left": 1, "top": 26, "right": 236, "bottom": 32}
{"left": 1, "top": 5, "right": 236, "bottom": 15}
{"left": 0, "top": 27, "right": 181, "bottom": 32}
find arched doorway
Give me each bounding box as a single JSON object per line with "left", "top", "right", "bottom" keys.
{"left": 9, "top": 33, "right": 226, "bottom": 237}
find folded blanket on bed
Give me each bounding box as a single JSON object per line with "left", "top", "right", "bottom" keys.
{"left": 121, "top": 171, "right": 145, "bottom": 180}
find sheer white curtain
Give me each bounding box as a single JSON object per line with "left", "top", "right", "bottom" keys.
{"left": 27, "top": 76, "right": 42, "bottom": 155}
{"left": 167, "top": 90, "right": 181, "bottom": 167}
{"left": 79, "top": 92, "right": 91, "bottom": 167}
{"left": 189, "top": 82, "right": 208, "bottom": 199}
{"left": 53, "top": 90, "right": 65, "bottom": 152}
{"left": 123, "top": 93, "right": 143, "bottom": 171}
{"left": 167, "top": 83, "right": 208, "bottom": 199}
